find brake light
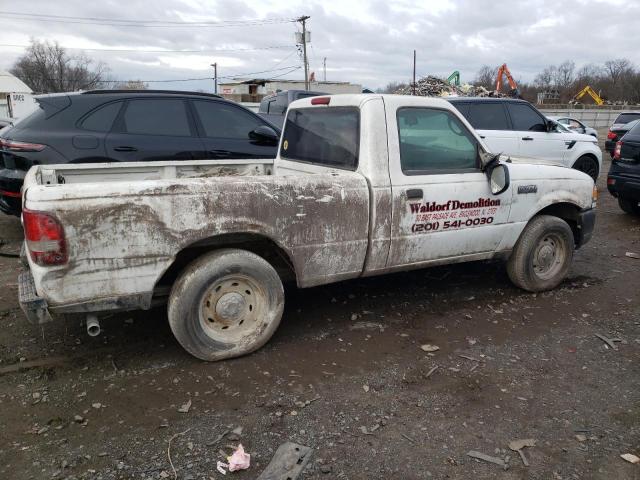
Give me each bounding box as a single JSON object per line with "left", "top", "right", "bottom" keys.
{"left": 311, "top": 97, "right": 331, "bottom": 105}
{"left": 614, "top": 141, "right": 622, "bottom": 160}
{"left": 22, "top": 209, "right": 67, "bottom": 266}
{"left": 607, "top": 131, "right": 617, "bottom": 140}
{"left": 607, "top": 178, "right": 616, "bottom": 186}
{"left": 0, "top": 138, "right": 45, "bottom": 152}
{"left": 0, "top": 189, "right": 21, "bottom": 198}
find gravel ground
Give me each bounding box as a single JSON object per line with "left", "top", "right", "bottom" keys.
{"left": 0, "top": 136, "right": 639, "bottom": 480}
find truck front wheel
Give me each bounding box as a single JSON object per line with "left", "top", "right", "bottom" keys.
{"left": 507, "top": 215, "right": 574, "bottom": 292}
{"left": 168, "top": 249, "right": 284, "bottom": 361}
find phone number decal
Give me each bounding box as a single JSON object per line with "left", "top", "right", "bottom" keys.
{"left": 412, "top": 216, "right": 494, "bottom": 233}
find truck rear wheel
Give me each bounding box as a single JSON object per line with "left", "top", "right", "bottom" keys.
{"left": 507, "top": 215, "right": 574, "bottom": 292}
{"left": 618, "top": 197, "right": 640, "bottom": 216}
{"left": 168, "top": 249, "right": 284, "bottom": 361}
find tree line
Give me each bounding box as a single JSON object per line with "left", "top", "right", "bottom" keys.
{"left": 9, "top": 40, "right": 148, "bottom": 93}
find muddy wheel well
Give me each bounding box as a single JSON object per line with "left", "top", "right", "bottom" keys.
{"left": 535, "top": 202, "right": 581, "bottom": 244}
{"left": 155, "top": 233, "right": 297, "bottom": 293}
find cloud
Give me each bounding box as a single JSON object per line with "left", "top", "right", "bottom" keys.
{"left": 0, "top": 0, "right": 638, "bottom": 91}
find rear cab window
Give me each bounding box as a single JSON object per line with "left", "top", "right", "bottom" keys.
{"left": 280, "top": 107, "right": 359, "bottom": 170}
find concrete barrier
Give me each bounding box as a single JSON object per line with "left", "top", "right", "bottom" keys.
{"left": 539, "top": 106, "right": 640, "bottom": 128}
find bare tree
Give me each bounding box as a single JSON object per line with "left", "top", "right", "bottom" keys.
{"left": 474, "top": 65, "right": 496, "bottom": 89}
{"left": 534, "top": 65, "right": 556, "bottom": 89}
{"left": 10, "top": 40, "right": 109, "bottom": 93}
{"left": 554, "top": 61, "right": 575, "bottom": 90}
{"left": 604, "top": 58, "right": 631, "bottom": 86}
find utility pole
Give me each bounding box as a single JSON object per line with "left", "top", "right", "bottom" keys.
{"left": 211, "top": 63, "right": 217, "bottom": 94}
{"left": 297, "top": 16, "right": 310, "bottom": 90}
{"left": 412, "top": 50, "right": 416, "bottom": 96}
{"left": 323, "top": 57, "right": 326, "bottom": 82}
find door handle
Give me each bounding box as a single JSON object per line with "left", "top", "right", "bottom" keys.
{"left": 522, "top": 137, "right": 534, "bottom": 141}
{"left": 406, "top": 188, "right": 423, "bottom": 199}
{"left": 114, "top": 146, "right": 138, "bottom": 152}
{"left": 209, "top": 149, "right": 232, "bottom": 157}
{"left": 479, "top": 135, "right": 486, "bottom": 139}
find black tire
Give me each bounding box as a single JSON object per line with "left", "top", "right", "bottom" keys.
{"left": 572, "top": 155, "right": 599, "bottom": 181}
{"left": 507, "top": 215, "right": 574, "bottom": 292}
{"left": 168, "top": 248, "right": 284, "bottom": 361}
{"left": 618, "top": 197, "right": 640, "bottom": 216}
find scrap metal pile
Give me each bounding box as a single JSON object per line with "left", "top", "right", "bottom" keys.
{"left": 395, "top": 75, "right": 505, "bottom": 98}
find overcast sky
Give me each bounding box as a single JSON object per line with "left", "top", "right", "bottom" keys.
{"left": 0, "top": 0, "right": 638, "bottom": 92}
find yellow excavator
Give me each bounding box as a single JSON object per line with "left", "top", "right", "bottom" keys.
{"left": 571, "top": 86, "right": 604, "bottom": 105}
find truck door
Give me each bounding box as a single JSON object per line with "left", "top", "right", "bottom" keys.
{"left": 385, "top": 102, "right": 512, "bottom": 267}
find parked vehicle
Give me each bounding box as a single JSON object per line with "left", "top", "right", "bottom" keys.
{"left": 19, "top": 95, "right": 597, "bottom": 361}
{"left": 0, "top": 90, "right": 280, "bottom": 216}
{"left": 547, "top": 116, "right": 598, "bottom": 138}
{"left": 607, "top": 120, "right": 640, "bottom": 215}
{"left": 448, "top": 98, "right": 602, "bottom": 181}
{"left": 605, "top": 119, "right": 640, "bottom": 157}
{"left": 258, "top": 89, "right": 326, "bottom": 127}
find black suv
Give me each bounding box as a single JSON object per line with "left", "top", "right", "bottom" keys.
{"left": 607, "top": 120, "right": 640, "bottom": 215}
{"left": 0, "top": 90, "right": 280, "bottom": 216}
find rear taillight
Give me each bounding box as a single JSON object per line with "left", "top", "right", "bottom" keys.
{"left": 0, "top": 138, "right": 45, "bottom": 152}
{"left": 607, "top": 178, "right": 615, "bottom": 186}
{"left": 607, "top": 131, "right": 617, "bottom": 140}
{"left": 22, "top": 209, "right": 67, "bottom": 266}
{"left": 614, "top": 141, "right": 622, "bottom": 160}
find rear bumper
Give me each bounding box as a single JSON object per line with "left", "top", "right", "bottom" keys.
{"left": 576, "top": 208, "right": 595, "bottom": 249}
{"left": 18, "top": 270, "right": 52, "bottom": 325}
{"left": 607, "top": 161, "right": 640, "bottom": 201}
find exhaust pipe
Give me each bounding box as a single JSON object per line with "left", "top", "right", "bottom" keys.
{"left": 86, "top": 314, "right": 101, "bottom": 337}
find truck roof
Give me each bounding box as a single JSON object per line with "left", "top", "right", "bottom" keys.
{"left": 288, "top": 93, "right": 460, "bottom": 110}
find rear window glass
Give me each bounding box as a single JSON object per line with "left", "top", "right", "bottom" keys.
{"left": 280, "top": 107, "right": 359, "bottom": 170}
{"left": 80, "top": 102, "right": 122, "bottom": 132}
{"left": 466, "top": 103, "right": 510, "bottom": 130}
{"left": 615, "top": 113, "right": 640, "bottom": 125}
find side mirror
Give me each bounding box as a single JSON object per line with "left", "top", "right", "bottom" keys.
{"left": 249, "top": 125, "right": 279, "bottom": 145}
{"left": 546, "top": 120, "right": 555, "bottom": 132}
{"left": 487, "top": 162, "right": 510, "bottom": 195}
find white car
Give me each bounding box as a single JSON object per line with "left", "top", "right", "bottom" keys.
{"left": 548, "top": 116, "right": 598, "bottom": 138}
{"left": 449, "top": 98, "right": 602, "bottom": 181}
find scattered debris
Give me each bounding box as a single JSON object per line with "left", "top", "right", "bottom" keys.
{"left": 227, "top": 444, "right": 251, "bottom": 472}
{"left": 0, "top": 355, "right": 70, "bottom": 375}
{"left": 178, "top": 399, "right": 192, "bottom": 413}
{"left": 595, "top": 333, "right": 622, "bottom": 351}
{"left": 395, "top": 75, "right": 502, "bottom": 98}
{"left": 458, "top": 354, "right": 480, "bottom": 362}
{"left": 420, "top": 344, "right": 440, "bottom": 353}
{"left": 426, "top": 366, "right": 439, "bottom": 378}
{"left": 349, "top": 321, "right": 385, "bottom": 331}
{"left": 256, "top": 442, "right": 312, "bottom": 480}
{"left": 625, "top": 252, "right": 639, "bottom": 259}
{"left": 467, "top": 450, "right": 509, "bottom": 470}
{"left": 363, "top": 385, "right": 370, "bottom": 393}
{"left": 575, "top": 434, "right": 587, "bottom": 442}
{"left": 508, "top": 438, "right": 536, "bottom": 466}
{"left": 167, "top": 428, "right": 192, "bottom": 479}
{"left": 401, "top": 433, "right": 417, "bottom": 444}
{"left": 621, "top": 453, "right": 640, "bottom": 464}
{"left": 217, "top": 461, "right": 228, "bottom": 475}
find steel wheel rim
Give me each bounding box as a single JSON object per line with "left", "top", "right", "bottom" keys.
{"left": 532, "top": 233, "right": 566, "bottom": 280}
{"left": 199, "top": 274, "right": 265, "bottom": 342}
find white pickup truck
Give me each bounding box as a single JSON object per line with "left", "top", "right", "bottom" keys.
{"left": 18, "top": 95, "right": 597, "bottom": 361}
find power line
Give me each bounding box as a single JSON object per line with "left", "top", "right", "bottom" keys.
{"left": 100, "top": 65, "right": 302, "bottom": 84}
{"left": 0, "top": 11, "right": 296, "bottom": 28}
{"left": 0, "top": 43, "right": 295, "bottom": 54}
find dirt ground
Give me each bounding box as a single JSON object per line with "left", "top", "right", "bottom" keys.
{"left": 1, "top": 137, "right": 639, "bottom": 480}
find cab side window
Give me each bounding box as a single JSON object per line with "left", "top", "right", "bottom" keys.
{"left": 397, "top": 108, "right": 478, "bottom": 174}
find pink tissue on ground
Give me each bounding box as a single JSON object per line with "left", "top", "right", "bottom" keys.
{"left": 227, "top": 444, "right": 250, "bottom": 472}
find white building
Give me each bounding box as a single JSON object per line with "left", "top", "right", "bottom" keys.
{"left": 0, "top": 70, "right": 35, "bottom": 119}
{"left": 218, "top": 78, "right": 362, "bottom": 103}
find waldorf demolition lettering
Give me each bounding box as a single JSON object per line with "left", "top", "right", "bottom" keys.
{"left": 410, "top": 198, "right": 501, "bottom": 213}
